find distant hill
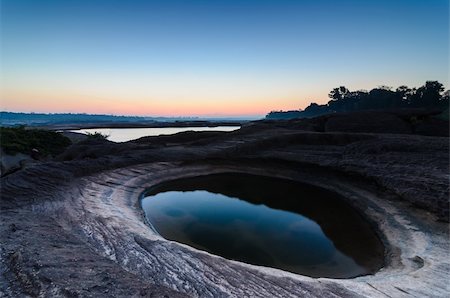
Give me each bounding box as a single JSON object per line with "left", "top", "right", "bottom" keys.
{"left": 0, "top": 112, "right": 200, "bottom": 127}
{"left": 266, "top": 81, "right": 449, "bottom": 120}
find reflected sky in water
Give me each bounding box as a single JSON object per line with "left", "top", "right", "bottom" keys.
{"left": 72, "top": 126, "right": 239, "bottom": 142}
{"left": 142, "top": 174, "right": 384, "bottom": 278}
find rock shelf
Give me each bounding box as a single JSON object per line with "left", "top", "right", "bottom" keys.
{"left": 1, "top": 127, "right": 449, "bottom": 297}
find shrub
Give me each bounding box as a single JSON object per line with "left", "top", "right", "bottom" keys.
{"left": 85, "top": 132, "right": 109, "bottom": 140}
{"left": 0, "top": 126, "right": 72, "bottom": 156}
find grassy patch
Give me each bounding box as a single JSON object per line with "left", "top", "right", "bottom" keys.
{"left": 0, "top": 126, "right": 72, "bottom": 156}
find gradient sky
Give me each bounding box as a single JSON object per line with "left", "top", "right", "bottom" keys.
{"left": 1, "top": 0, "right": 448, "bottom": 117}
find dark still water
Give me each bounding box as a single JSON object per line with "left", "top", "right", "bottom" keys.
{"left": 141, "top": 173, "right": 384, "bottom": 278}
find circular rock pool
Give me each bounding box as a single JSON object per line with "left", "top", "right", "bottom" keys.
{"left": 141, "top": 173, "right": 384, "bottom": 278}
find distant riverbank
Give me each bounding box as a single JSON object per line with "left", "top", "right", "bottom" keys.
{"left": 0, "top": 111, "right": 253, "bottom": 130}
{"left": 36, "top": 120, "right": 247, "bottom": 131}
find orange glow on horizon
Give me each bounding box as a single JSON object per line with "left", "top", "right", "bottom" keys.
{"left": 1, "top": 87, "right": 326, "bottom": 117}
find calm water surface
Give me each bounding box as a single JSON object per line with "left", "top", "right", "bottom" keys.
{"left": 141, "top": 173, "right": 384, "bottom": 278}
{"left": 71, "top": 126, "right": 240, "bottom": 142}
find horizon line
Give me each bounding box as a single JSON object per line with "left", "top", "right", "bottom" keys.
{"left": 0, "top": 110, "right": 264, "bottom": 119}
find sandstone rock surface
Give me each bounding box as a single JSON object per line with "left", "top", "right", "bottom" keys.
{"left": 1, "top": 124, "right": 449, "bottom": 297}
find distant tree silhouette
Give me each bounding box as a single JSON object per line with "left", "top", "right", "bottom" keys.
{"left": 265, "top": 81, "right": 448, "bottom": 120}
{"left": 442, "top": 90, "right": 450, "bottom": 106}
{"left": 396, "top": 85, "right": 415, "bottom": 106}
{"left": 326, "top": 87, "right": 352, "bottom": 113}
{"left": 409, "top": 81, "right": 445, "bottom": 107}
{"left": 367, "top": 88, "right": 398, "bottom": 109}
{"left": 350, "top": 91, "right": 369, "bottom": 110}
{"left": 328, "top": 86, "right": 349, "bottom": 101}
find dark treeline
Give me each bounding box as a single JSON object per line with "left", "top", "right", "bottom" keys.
{"left": 266, "top": 81, "right": 449, "bottom": 120}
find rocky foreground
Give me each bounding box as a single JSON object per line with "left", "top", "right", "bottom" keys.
{"left": 1, "top": 114, "right": 449, "bottom": 297}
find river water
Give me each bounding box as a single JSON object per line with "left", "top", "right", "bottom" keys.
{"left": 71, "top": 126, "right": 240, "bottom": 142}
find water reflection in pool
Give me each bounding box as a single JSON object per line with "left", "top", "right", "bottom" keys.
{"left": 141, "top": 173, "right": 384, "bottom": 278}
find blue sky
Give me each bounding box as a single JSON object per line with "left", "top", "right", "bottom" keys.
{"left": 1, "top": 0, "right": 448, "bottom": 116}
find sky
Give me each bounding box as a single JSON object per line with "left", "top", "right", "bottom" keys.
{"left": 0, "top": 0, "right": 448, "bottom": 117}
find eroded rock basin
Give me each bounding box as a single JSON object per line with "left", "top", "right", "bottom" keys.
{"left": 142, "top": 173, "right": 384, "bottom": 278}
